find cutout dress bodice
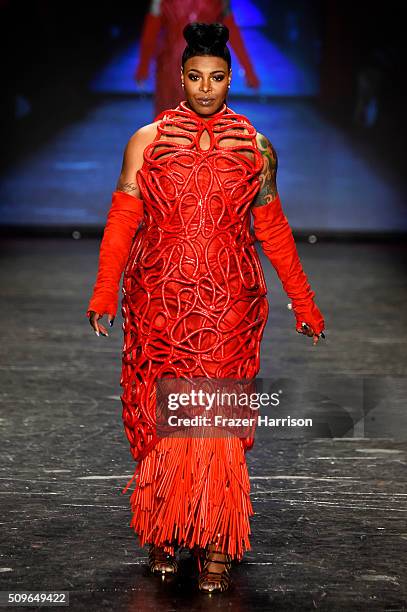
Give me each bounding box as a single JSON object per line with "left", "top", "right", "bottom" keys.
{"left": 120, "top": 100, "right": 269, "bottom": 462}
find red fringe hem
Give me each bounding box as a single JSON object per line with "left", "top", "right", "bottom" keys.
{"left": 121, "top": 434, "right": 254, "bottom": 560}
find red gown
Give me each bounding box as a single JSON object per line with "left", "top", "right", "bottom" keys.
{"left": 120, "top": 101, "right": 268, "bottom": 559}
{"left": 84, "top": 99, "right": 324, "bottom": 560}
{"left": 136, "top": 0, "right": 260, "bottom": 116}
{"left": 154, "top": 0, "right": 223, "bottom": 115}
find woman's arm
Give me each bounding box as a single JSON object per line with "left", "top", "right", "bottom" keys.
{"left": 253, "top": 133, "right": 279, "bottom": 206}
{"left": 222, "top": 1, "right": 260, "bottom": 89}
{"left": 134, "top": 1, "right": 162, "bottom": 82}
{"left": 86, "top": 124, "right": 158, "bottom": 335}
{"left": 251, "top": 132, "right": 325, "bottom": 343}
{"left": 115, "top": 124, "right": 157, "bottom": 197}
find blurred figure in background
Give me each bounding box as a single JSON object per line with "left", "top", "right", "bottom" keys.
{"left": 353, "top": 49, "right": 384, "bottom": 129}
{"left": 135, "top": 0, "right": 260, "bottom": 116}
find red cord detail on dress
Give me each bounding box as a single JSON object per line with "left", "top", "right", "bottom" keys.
{"left": 122, "top": 435, "right": 253, "bottom": 561}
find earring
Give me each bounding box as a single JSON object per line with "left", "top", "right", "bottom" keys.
{"left": 228, "top": 82, "right": 231, "bottom": 89}
{"left": 181, "top": 81, "right": 185, "bottom": 88}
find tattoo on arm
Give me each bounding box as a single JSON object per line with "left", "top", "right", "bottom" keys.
{"left": 253, "top": 134, "right": 278, "bottom": 207}
{"left": 116, "top": 181, "right": 138, "bottom": 194}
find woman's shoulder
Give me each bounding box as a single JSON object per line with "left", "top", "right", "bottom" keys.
{"left": 128, "top": 121, "right": 160, "bottom": 147}
{"left": 255, "top": 131, "right": 277, "bottom": 152}
{"left": 227, "top": 106, "right": 260, "bottom": 135}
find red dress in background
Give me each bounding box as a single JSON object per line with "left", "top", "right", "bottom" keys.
{"left": 120, "top": 101, "right": 268, "bottom": 558}
{"left": 136, "top": 0, "right": 260, "bottom": 116}
{"left": 155, "top": 0, "right": 222, "bottom": 115}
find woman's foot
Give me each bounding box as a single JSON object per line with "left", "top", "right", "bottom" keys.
{"left": 198, "top": 543, "right": 232, "bottom": 592}
{"left": 148, "top": 544, "right": 178, "bottom": 575}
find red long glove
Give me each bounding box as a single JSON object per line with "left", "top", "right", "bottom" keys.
{"left": 135, "top": 12, "right": 162, "bottom": 81}
{"left": 252, "top": 194, "right": 325, "bottom": 335}
{"left": 223, "top": 13, "right": 260, "bottom": 89}
{"left": 86, "top": 191, "right": 144, "bottom": 319}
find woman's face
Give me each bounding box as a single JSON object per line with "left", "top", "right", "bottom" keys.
{"left": 182, "top": 55, "right": 231, "bottom": 116}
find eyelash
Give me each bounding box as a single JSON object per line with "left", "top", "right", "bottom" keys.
{"left": 188, "top": 74, "right": 225, "bottom": 82}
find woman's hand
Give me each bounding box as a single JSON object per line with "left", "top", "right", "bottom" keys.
{"left": 88, "top": 311, "right": 114, "bottom": 337}
{"left": 134, "top": 63, "right": 148, "bottom": 84}
{"left": 297, "top": 322, "right": 325, "bottom": 346}
{"left": 245, "top": 68, "right": 260, "bottom": 89}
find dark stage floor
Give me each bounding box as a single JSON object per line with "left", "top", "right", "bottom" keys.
{"left": 0, "top": 237, "right": 406, "bottom": 611}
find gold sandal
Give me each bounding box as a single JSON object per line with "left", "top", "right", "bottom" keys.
{"left": 148, "top": 544, "right": 178, "bottom": 575}
{"left": 198, "top": 545, "right": 232, "bottom": 593}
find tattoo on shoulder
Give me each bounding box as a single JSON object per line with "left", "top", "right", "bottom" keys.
{"left": 116, "top": 181, "right": 138, "bottom": 194}
{"left": 253, "top": 134, "right": 278, "bottom": 207}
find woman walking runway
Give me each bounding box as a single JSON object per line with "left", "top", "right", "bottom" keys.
{"left": 86, "top": 22, "right": 325, "bottom": 593}
{"left": 135, "top": 0, "right": 260, "bottom": 116}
